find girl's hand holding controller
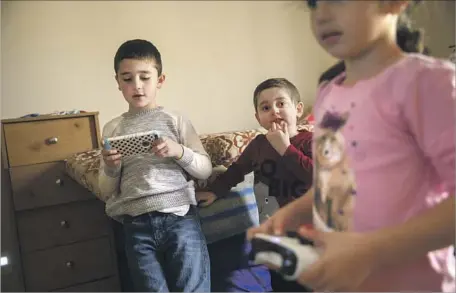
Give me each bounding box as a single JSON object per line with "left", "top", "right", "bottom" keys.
{"left": 102, "top": 139, "right": 122, "bottom": 168}
{"left": 247, "top": 193, "right": 376, "bottom": 291}
{"left": 150, "top": 137, "right": 184, "bottom": 159}
{"left": 295, "top": 227, "right": 376, "bottom": 292}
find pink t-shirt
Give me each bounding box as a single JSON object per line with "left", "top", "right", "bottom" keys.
{"left": 312, "top": 54, "right": 455, "bottom": 291}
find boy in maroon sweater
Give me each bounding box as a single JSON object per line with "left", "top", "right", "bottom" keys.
{"left": 197, "top": 78, "right": 313, "bottom": 292}
{"left": 197, "top": 78, "right": 313, "bottom": 209}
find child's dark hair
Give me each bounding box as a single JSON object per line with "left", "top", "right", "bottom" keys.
{"left": 114, "top": 39, "right": 163, "bottom": 75}
{"left": 396, "top": 0, "right": 424, "bottom": 53}
{"left": 318, "top": 61, "right": 346, "bottom": 84}
{"left": 253, "top": 78, "right": 301, "bottom": 110}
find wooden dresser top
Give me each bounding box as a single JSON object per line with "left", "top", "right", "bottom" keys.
{"left": 1, "top": 112, "right": 99, "bottom": 124}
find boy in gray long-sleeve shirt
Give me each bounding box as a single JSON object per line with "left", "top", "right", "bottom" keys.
{"left": 99, "top": 39, "right": 212, "bottom": 292}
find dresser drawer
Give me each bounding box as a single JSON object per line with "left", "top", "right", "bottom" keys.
{"left": 17, "top": 200, "right": 109, "bottom": 253}
{"left": 54, "top": 277, "right": 120, "bottom": 292}
{"left": 3, "top": 117, "right": 98, "bottom": 167}
{"left": 22, "top": 237, "right": 114, "bottom": 292}
{"left": 10, "top": 162, "right": 94, "bottom": 211}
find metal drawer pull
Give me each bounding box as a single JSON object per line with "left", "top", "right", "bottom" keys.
{"left": 46, "top": 137, "right": 58, "bottom": 145}
{"left": 65, "top": 261, "right": 74, "bottom": 269}
{"left": 55, "top": 178, "right": 63, "bottom": 186}
{"left": 60, "top": 220, "right": 69, "bottom": 228}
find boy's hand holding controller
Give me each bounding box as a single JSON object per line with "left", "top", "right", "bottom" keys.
{"left": 102, "top": 139, "right": 122, "bottom": 168}
{"left": 150, "top": 136, "right": 184, "bottom": 159}
{"left": 266, "top": 121, "right": 291, "bottom": 156}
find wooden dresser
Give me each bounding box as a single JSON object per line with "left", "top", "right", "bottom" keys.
{"left": 1, "top": 112, "right": 121, "bottom": 292}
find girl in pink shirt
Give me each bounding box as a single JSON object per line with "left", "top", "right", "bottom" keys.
{"left": 248, "top": 0, "right": 455, "bottom": 291}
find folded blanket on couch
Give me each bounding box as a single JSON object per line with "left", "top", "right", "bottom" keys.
{"left": 196, "top": 170, "right": 271, "bottom": 292}
{"left": 196, "top": 169, "right": 259, "bottom": 244}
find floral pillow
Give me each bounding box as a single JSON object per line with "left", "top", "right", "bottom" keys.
{"left": 200, "top": 129, "right": 263, "bottom": 167}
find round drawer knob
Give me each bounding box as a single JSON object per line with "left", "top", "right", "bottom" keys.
{"left": 60, "top": 220, "right": 69, "bottom": 228}
{"left": 55, "top": 178, "right": 63, "bottom": 186}
{"left": 65, "top": 261, "right": 74, "bottom": 269}
{"left": 46, "top": 137, "right": 59, "bottom": 145}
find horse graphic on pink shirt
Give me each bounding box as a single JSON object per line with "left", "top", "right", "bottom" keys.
{"left": 314, "top": 111, "right": 356, "bottom": 232}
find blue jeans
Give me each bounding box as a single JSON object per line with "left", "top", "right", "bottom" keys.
{"left": 122, "top": 206, "right": 210, "bottom": 292}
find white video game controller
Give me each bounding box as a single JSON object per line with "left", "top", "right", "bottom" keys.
{"left": 249, "top": 231, "right": 320, "bottom": 281}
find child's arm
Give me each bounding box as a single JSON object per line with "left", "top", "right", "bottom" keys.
{"left": 372, "top": 61, "right": 455, "bottom": 267}
{"left": 360, "top": 60, "right": 456, "bottom": 284}
{"left": 208, "top": 138, "right": 257, "bottom": 198}
{"left": 368, "top": 196, "right": 454, "bottom": 269}
{"left": 403, "top": 62, "right": 455, "bottom": 197}
{"left": 98, "top": 154, "right": 121, "bottom": 199}
{"left": 98, "top": 123, "right": 122, "bottom": 201}
{"left": 280, "top": 131, "right": 313, "bottom": 182}
{"left": 175, "top": 115, "right": 212, "bottom": 180}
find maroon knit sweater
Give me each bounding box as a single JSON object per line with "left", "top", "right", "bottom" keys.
{"left": 209, "top": 130, "right": 313, "bottom": 207}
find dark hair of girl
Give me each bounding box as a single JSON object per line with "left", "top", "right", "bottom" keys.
{"left": 396, "top": 0, "right": 424, "bottom": 53}
{"left": 318, "top": 61, "right": 345, "bottom": 84}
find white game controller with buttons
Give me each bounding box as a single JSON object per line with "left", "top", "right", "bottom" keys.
{"left": 103, "top": 131, "right": 160, "bottom": 158}
{"left": 249, "top": 232, "right": 320, "bottom": 281}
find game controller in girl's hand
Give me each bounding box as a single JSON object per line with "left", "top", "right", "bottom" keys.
{"left": 249, "top": 232, "right": 320, "bottom": 281}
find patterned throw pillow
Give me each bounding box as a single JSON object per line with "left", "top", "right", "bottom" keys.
{"left": 200, "top": 129, "right": 263, "bottom": 167}
{"left": 199, "top": 123, "right": 313, "bottom": 168}
{"left": 64, "top": 149, "right": 104, "bottom": 200}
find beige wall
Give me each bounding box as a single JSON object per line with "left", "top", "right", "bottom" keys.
{"left": 1, "top": 1, "right": 335, "bottom": 134}
{"left": 2, "top": 1, "right": 454, "bottom": 134}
